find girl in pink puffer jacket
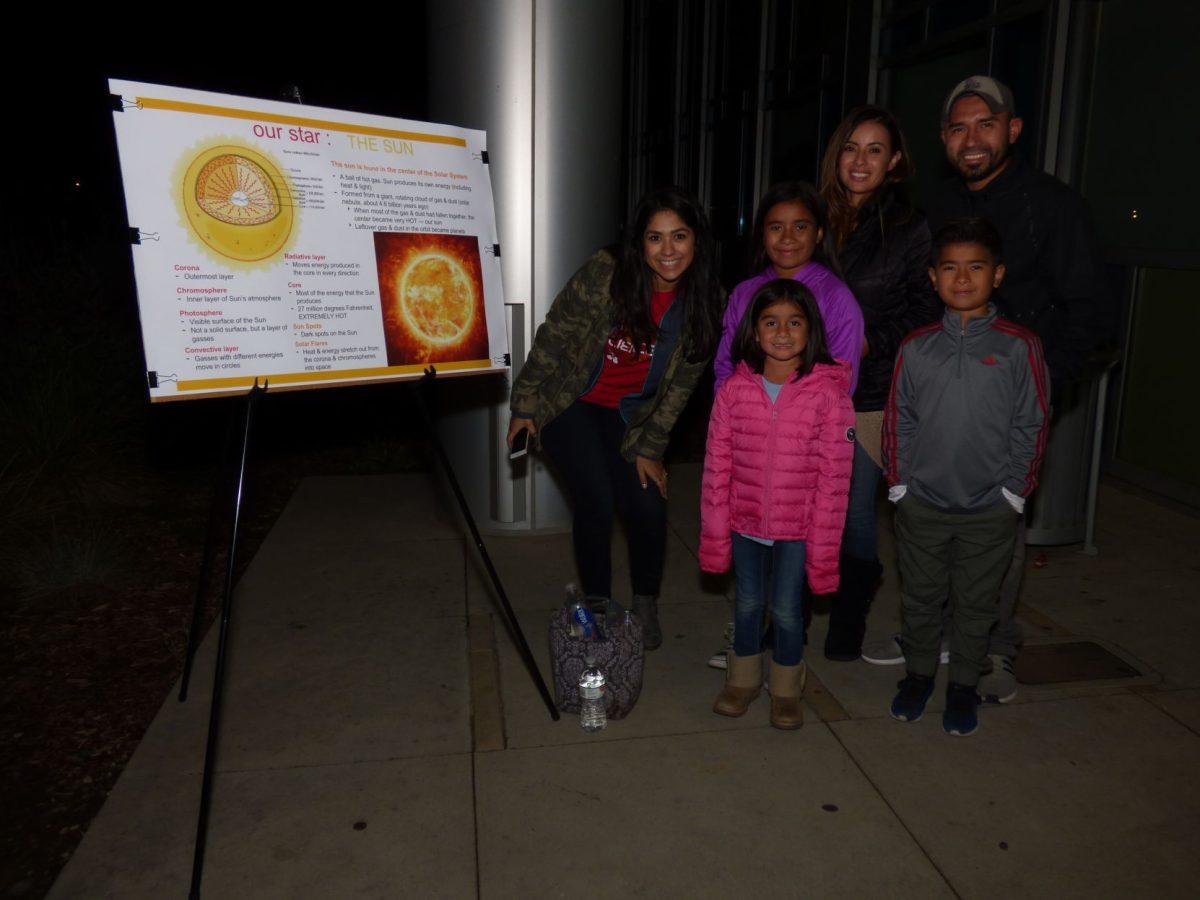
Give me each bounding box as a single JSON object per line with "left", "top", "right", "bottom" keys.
{"left": 701, "top": 279, "right": 855, "bottom": 729}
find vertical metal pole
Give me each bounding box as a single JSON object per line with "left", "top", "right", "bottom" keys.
{"left": 751, "top": 0, "right": 770, "bottom": 201}
{"left": 866, "top": 0, "right": 882, "bottom": 105}
{"left": 179, "top": 405, "right": 238, "bottom": 702}
{"left": 189, "top": 380, "right": 265, "bottom": 899}
{"left": 697, "top": 0, "right": 714, "bottom": 208}
{"left": 1042, "top": 0, "right": 1073, "bottom": 176}
{"left": 415, "top": 369, "right": 560, "bottom": 721}
{"left": 1082, "top": 366, "right": 1112, "bottom": 557}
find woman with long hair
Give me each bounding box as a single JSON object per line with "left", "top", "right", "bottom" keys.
{"left": 817, "top": 105, "right": 941, "bottom": 663}
{"left": 508, "top": 187, "right": 722, "bottom": 649}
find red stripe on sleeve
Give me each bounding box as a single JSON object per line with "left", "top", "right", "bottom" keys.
{"left": 882, "top": 322, "right": 938, "bottom": 485}
{"left": 992, "top": 320, "right": 1050, "bottom": 494}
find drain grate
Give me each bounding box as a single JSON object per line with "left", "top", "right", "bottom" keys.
{"left": 1014, "top": 641, "right": 1144, "bottom": 685}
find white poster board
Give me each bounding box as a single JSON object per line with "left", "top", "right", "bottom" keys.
{"left": 109, "top": 79, "right": 508, "bottom": 401}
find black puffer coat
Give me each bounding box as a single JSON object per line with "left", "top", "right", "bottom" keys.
{"left": 928, "top": 154, "right": 1111, "bottom": 391}
{"left": 836, "top": 196, "right": 941, "bottom": 412}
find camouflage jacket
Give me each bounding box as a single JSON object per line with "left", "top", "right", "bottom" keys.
{"left": 509, "top": 249, "right": 713, "bottom": 461}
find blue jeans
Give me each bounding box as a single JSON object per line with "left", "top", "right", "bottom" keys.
{"left": 731, "top": 534, "right": 807, "bottom": 665}
{"left": 841, "top": 442, "right": 882, "bottom": 562}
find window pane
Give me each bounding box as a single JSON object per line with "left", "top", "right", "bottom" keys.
{"left": 769, "top": 96, "right": 822, "bottom": 185}
{"left": 991, "top": 13, "right": 1045, "bottom": 162}
{"left": 929, "top": 0, "right": 989, "bottom": 37}
{"left": 1116, "top": 268, "right": 1200, "bottom": 487}
{"left": 708, "top": 0, "right": 761, "bottom": 282}
{"left": 1082, "top": 0, "right": 1200, "bottom": 253}
{"left": 884, "top": 42, "right": 989, "bottom": 210}
{"left": 882, "top": 11, "right": 925, "bottom": 57}
{"left": 709, "top": 111, "right": 754, "bottom": 283}
{"left": 642, "top": 1, "right": 677, "bottom": 139}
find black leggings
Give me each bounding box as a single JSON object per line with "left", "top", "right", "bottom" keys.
{"left": 539, "top": 400, "right": 667, "bottom": 599}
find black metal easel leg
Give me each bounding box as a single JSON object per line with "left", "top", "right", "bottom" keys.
{"left": 415, "top": 368, "right": 560, "bottom": 722}
{"left": 179, "top": 405, "right": 238, "bottom": 703}
{"left": 189, "top": 379, "right": 266, "bottom": 900}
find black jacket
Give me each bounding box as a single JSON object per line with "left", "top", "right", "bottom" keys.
{"left": 928, "top": 154, "right": 1111, "bottom": 390}
{"left": 837, "top": 197, "right": 941, "bottom": 412}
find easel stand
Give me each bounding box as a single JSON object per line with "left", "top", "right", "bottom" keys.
{"left": 414, "top": 367, "right": 560, "bottom": 723}
{"left": 178, "top": 378, "right": 265, "bottom": 900}
{"left": 175, "top": 371, "right": 557, "bottom": 898}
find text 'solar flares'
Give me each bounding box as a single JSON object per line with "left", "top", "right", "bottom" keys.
{"left": 180, "top": 143, "right": 295, "bottom": 264}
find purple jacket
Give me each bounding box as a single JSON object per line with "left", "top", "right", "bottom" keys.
{"left": 714, "top": 262, "right": 864, "bottom": 394}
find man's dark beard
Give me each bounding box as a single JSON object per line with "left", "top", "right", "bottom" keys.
{"left": 956, "top": 145, "right": 1010, "bottom": 183}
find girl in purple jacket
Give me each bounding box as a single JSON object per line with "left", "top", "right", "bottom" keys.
{"left": 701, "top": 280, "right": 855, "bottom": 730}
{"left": 713, "top": 182, "right": 864, "bottom": 394}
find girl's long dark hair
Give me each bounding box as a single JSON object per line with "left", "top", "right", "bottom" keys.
{"left": 818, "top": 105, "right": 915, "bottom": 252}
{"left": 731, "top": 278, "right": 834, "bottom": 381}
{"left": 610, "top": 187, "right": 722, "bottom": 361}
{"left": 748, "top": 181, "right": 837, "bottom": 276}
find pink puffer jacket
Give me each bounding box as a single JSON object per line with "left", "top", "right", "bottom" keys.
{"left": 699, "top": 361, "right": 855, "bottom": 593}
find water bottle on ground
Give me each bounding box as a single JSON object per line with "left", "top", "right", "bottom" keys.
{"left": 578, "top": 656, "right": 607, "bottom": 732}
{"left": 568, "top": 600, "right": 596, "bottom": 639}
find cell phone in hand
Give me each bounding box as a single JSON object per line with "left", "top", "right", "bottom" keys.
{"left": 509, "top": 428, "right": 529, "bottom": 459}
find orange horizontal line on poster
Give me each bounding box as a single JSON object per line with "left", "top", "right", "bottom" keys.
{"left": 173, "top": 359, "right": 497, "bottom": 394}
{"left": 136, "top": 97, "right": 468, "bottom": 147}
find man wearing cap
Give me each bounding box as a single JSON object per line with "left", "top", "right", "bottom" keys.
{"left": 930, "top": 75, "right": 1109, "bottom": 391}
{"left": 914, "top": 76, "right": 1109, "bottom": 703}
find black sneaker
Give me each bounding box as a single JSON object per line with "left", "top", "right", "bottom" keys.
{"left": 943, "top": 682, "right": 980, "bottom": 736}
{"left": 890, "top": 672, "right": 935, "bottom": 722}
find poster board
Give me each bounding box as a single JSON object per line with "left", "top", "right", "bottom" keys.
{"left": 108, "top": 79, "right": 508, "bottom": 401}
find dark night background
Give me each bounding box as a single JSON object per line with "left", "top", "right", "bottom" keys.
{"left": 4, "top": 44, "right": 436, "bottom": 474}
{"left": 7, "top": 4, "right": 1198, "bottom": 893}
{"left": 1, "top": 38, "right": 444, "bottom": 896}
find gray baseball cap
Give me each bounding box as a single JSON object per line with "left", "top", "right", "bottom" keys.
{"left": 942, "top": 75, "right": 1016, "bottom": 123}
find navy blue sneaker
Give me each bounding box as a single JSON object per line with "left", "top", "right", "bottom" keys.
{"left": 943, "top": 682, "right": 980, "bottom": 736}
{"left": 890, "top": 672, "right": 935, "bottom": 722}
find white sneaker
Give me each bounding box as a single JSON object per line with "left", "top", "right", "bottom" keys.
{"left": 978, "top": 653, "right": 1018, "bottom": 703}
{"left": 861, "top": 634, "right": 949, "bottom": 666}
{"left": 707, "top": 622, "right": 734, "bottom": 669}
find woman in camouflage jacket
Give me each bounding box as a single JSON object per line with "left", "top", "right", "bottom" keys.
{"left": 508, "top": 188, "right": 722, "bottom": 648}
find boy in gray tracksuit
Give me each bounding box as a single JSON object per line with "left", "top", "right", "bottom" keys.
{"left": 883, "top": 218, "right": 1049, "bottom": 736}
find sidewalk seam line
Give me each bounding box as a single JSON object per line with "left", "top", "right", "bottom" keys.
{"left": 471, "top": 748, "right": 482, "bottom": 898}
{"left": 824, "top": 722, "right": 964, "bottom": 899}
{"left": 1129, "top": 689, "right": 1200, "bottom": 739}
{"left": 212, "top": 749, "right": 475, "bottom": 776}
{"left": 467, "top": 540, "right": 483, "bottom": 899}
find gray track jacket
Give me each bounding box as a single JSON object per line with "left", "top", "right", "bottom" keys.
{"left": 883, "top": 305, "right": 1050, "bottom": 513}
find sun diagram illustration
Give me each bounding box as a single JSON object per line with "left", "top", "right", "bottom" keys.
{"left": 176, "top": 140, "right": 296, "bottom": 266}
{"left": 375, "top": 232, "right": 489, "bottom": 365}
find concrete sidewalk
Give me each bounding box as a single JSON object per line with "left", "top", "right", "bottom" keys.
{"left": 51, "top": 468, "right": 1200, "bottom": 898}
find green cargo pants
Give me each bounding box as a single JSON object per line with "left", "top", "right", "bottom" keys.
{"left": 895, "top": 494, "right": 1019, "bottom": 686}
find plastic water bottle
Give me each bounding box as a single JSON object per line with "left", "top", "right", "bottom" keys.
{"left": 569, "top": 601, "right": 596, "bottom": 639}
{"left": 578, "top": 657, "right": 607, "bottom": 732}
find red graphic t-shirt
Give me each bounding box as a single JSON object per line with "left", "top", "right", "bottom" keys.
{"left": 580, "top": 290, "right": 676, "bottom": 409}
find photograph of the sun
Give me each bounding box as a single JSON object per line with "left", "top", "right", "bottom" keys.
{"left": 375, "top": 232, "right": 489, "bottom": 365}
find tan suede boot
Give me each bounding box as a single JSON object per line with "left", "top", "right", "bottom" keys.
{"left": 713, "top": 652, "right": 763, "bottom": 717}
{"left": 768, "top": 659, "right": 807, "bottom": 730}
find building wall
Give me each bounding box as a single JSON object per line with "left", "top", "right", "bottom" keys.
{"left": 623, "top": 0, "right": 1200, "bottom": 505}
{"left": 624, "top": 0, "right": 875, "bottom": 284}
